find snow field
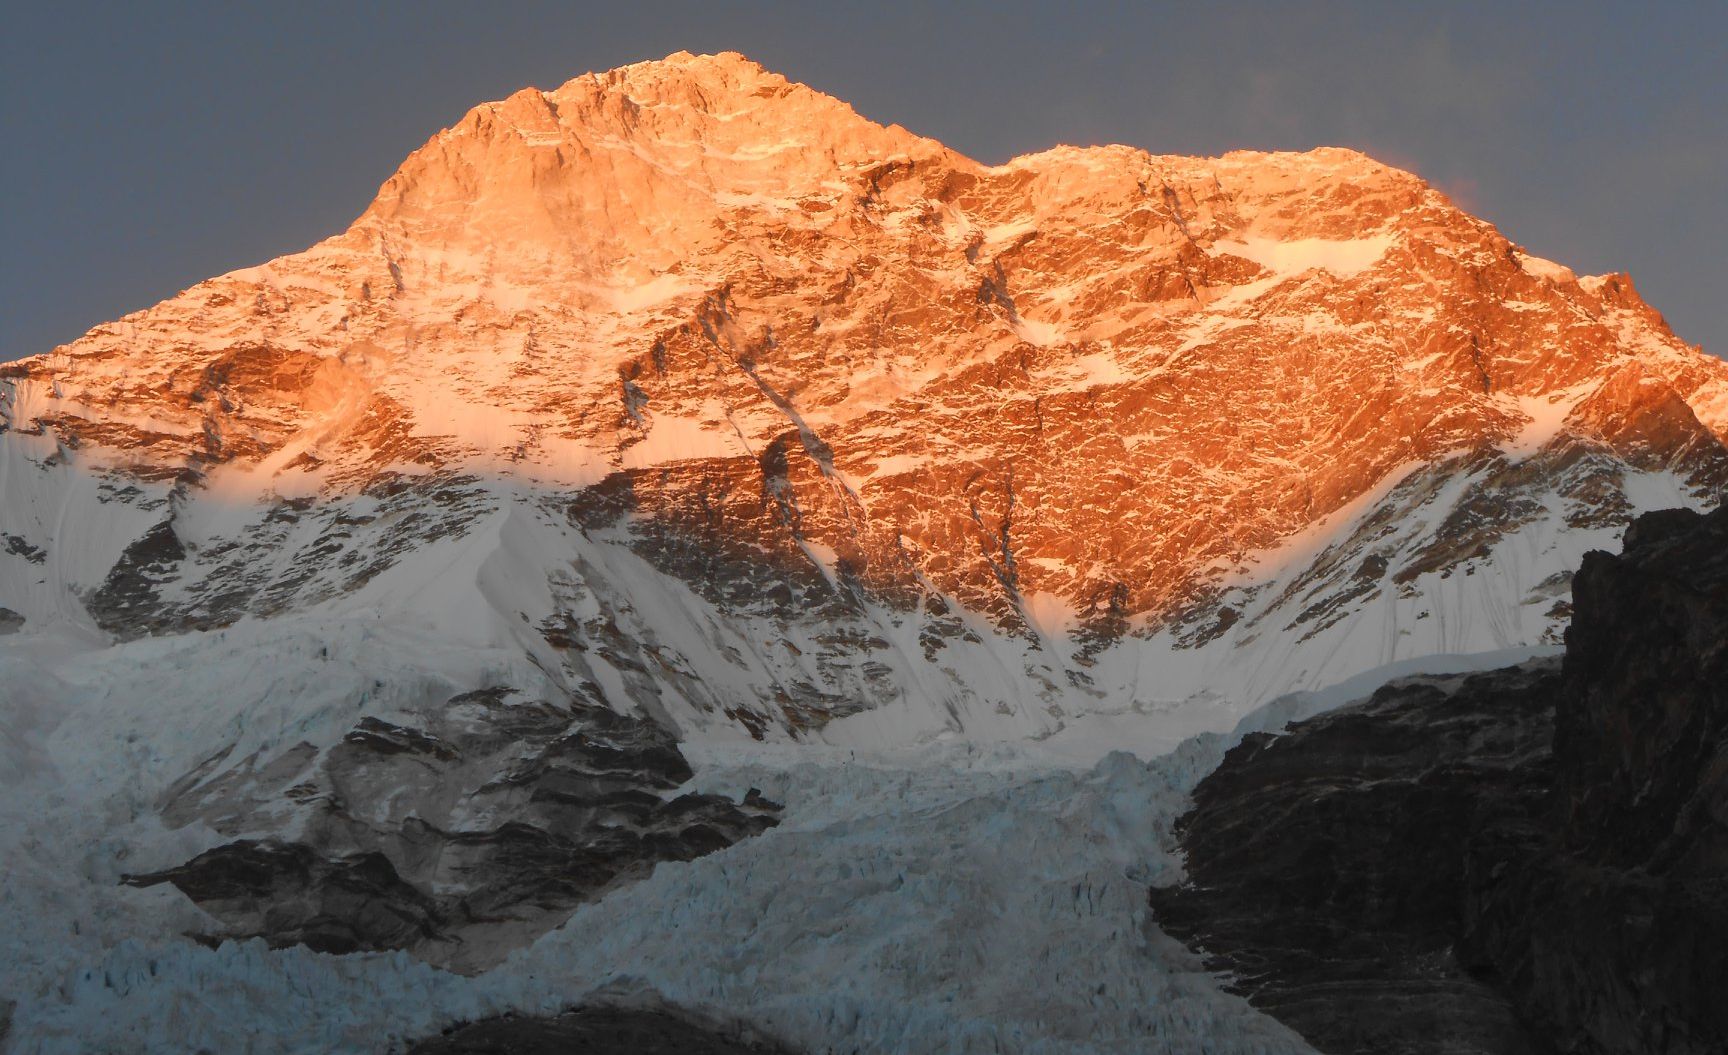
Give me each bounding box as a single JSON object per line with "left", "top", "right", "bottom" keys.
{"left": 3, "top": 724, "right": 1324, "bottom": 1054}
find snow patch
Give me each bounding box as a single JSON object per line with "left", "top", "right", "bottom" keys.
{"left": 1213, "top": 232, "right": 1395, "bottom": 279}
{"left": 1499, "top": 383, "right": 1593, "bottom": 459}
{"left": 1514, "top": 251, "right": 1576, "bottom": 284}
{"left": 620, "top": 413, "right": 746, "bottom": 469}
{"left": 1011, "top": 316, "right": 1067, "bottom": 348}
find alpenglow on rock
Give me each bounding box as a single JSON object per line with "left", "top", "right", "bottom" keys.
{"left": 1, "top": 50, "right": 1725, "bottom": 756}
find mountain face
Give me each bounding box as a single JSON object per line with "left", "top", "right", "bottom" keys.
{"left": 3, "top": 51, "right": 1724, "bottom": 754}
{"left": 0, "top": 50, "right": 1725, "bottom": 1053}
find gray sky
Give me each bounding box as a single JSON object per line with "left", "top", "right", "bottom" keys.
{"left": 3, "top": 1, "right": 1723, "bottom": 359}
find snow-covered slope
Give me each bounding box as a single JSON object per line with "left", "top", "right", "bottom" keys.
{"left": 1, "top": 50, "right": 1725, "bottom": 1053}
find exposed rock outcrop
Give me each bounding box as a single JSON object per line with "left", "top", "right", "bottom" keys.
{"left": 1150, "top": 505, "right": 1728, "bottom": 1054}
{"left": 1462, "top": 504, "right": 1728, "bottom": 1053}
{"left": 124, "top": 840, "right": 443, "bottom": 955}
{"left": 125, "top": 689, "right": 781, "bottom": 971}
{"left": 403, "top": 1005, "right": 797, "bottom": 1055}
{"left": 1147, "top": 662, "right": 1559, "bottom": 1054}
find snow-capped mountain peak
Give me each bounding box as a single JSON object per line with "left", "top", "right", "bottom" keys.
{"left": 2, "top": 51, "right": 1724, "bottom": 756}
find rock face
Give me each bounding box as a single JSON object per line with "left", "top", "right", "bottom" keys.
{"left": 1149, "top": 504, "right": 1728, "bottom": 1054}
{"left": 1465, "top": 504, "right": 1728, "bottom": 1053}
{"left": 124, "top": 840, "right": 444, "bottom": 956}
{"left": 124, "top": 689, "right": 780, "bottom": 971}
{"left": 1555, "top": 506, "right": 1728, "bottom": 873}
{"left": 1, "top": 51, "right": 1724, "bottom": 756}
{"left": 404, "top": 1005, "right": 796, "bottom": 1055}
{"left": 1148, "top": 662, "right": 1560, "bottom": 1054}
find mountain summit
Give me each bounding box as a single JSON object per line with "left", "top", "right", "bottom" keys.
{"left": 2, "top": 51, "right": 1724, "bottom": 749}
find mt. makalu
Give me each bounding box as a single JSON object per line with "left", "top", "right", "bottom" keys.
{"left": 1, "top": 52, "right": 1723, "bottom": 1054}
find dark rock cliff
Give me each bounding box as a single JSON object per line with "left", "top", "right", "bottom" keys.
{"left": 403, "top": 1004, "right": 796, "bottom": 1055}
{"left": 1149, "top": 504, "right": 1728, "bottom": 1054}
{"left": 1464, "top": 504, "right": 1728, "bottom": 1053}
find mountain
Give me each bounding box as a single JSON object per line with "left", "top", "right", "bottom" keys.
{"left": 4, "top": 53, "right": 1723, "bottom": 754}
{"left": 3, "top": 52, "right": 1725, "bottom": 749}
{"left": 1, "top": 51, "right": 1724, "bottom": 1053}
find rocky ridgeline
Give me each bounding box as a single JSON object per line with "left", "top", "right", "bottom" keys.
{"left": 1150, "top": 504, "right": 1728, "bottom": 1054}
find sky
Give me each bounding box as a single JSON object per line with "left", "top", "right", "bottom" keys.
{"left": 3, "top": 1, "right": 1724, "bottom": 360}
